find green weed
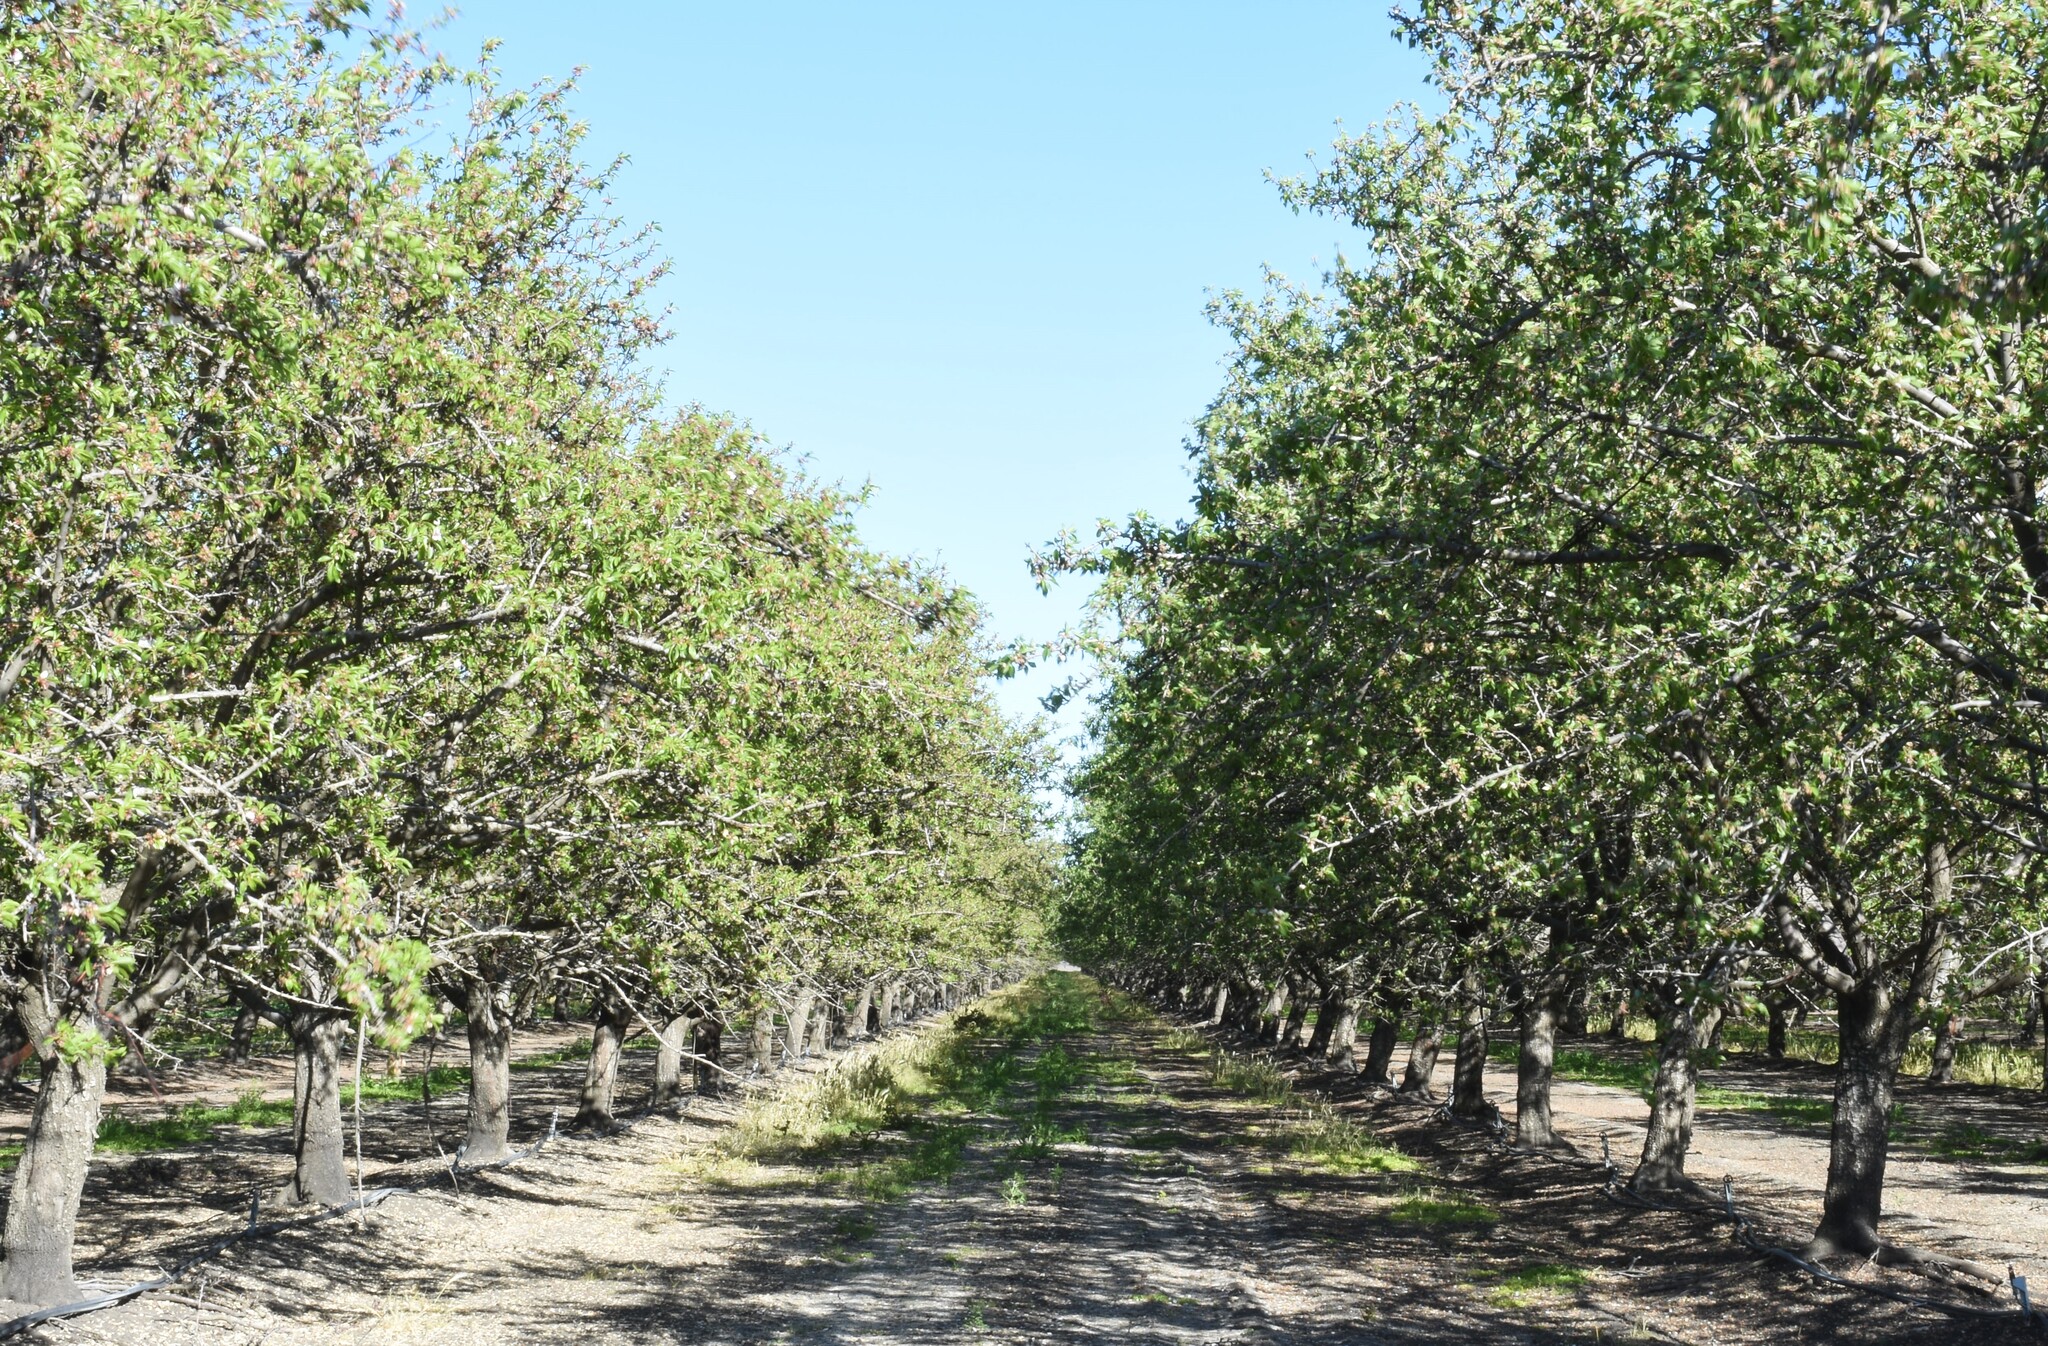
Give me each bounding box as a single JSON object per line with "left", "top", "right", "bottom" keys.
{"left": 1205, "top": 1051, "right": 1294, "bottom": 1105}
{"left": 95, "top": 1089, "right": 294, "bottom": 1154}
{"left": 1489, "top": 1262, "right": 1587, "bottom": 1307}
{"left": 1287, "top": 1112, "right": 1419, "bottom": 1175}
{"left": 1387, "top": 1192, "right": 1497, "bottom": 1226}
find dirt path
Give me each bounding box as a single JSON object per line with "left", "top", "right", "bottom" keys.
{"left": 23, "top": 976, "right": 2039, "bottom": 1345}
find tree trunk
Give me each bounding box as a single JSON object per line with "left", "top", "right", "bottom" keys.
{"left": 1928, "top": 1013, "right": 1960, "bottom": 1085}
{"left": 1450, "top": 971, "right": 1492, "bottom": 1120}
{"left": 573, "top": 1000, "right": 631, "bottom": 1130}
{"left": 1810, "top": 983, "right": 1906, "bottom": 1257}
{"left": 850, "top": 986, "right": 874, "bottom": 1040}
{"left": 1399, "top": 1024, "right": 1442, "bottom": 1095}
{"left": 750, "top": 1009, "right": 777, "bottom": 1073}
{"left": 1634, "top": 1002, "right": 1708, "bottom": 1192}
{"left": 1304, "top": 991, "right": 1343, "bottom": 1058}
{"left": 878, "top": 983, "right": 898, "bottom": 1030}
{"left": 1207, "top": 983, "right": 1228, "bottom": 1026}
{"left": 1606, "top": 991, "right": 1630, "bottom": 1042}
{"left": 1258, "top": 979, "right": 1289, "bottom": 1041}
{"left": 653, "top": 1014, "right": 694, "bottom": 1108}
{"left": 693, "top": 1018, "right": 724, "bottom": 1095}
{"left": 810, "top": 1001, "right": 833, "bottom": 1056}
{"left": 784, "top": 993, "right": 815, "bottom": 1065}
{"left": 226, "top": 1002, "right": 258, "bottom": 1063}
{"left": 1361, "top": 1017, "right": 1402, "bottom": 1086}
{"left": 1767, "top": 998, "right": 1790, "bottom": 1061}
{"left": 284, "top": 1012, "right": 350, "bottom": 1206}
{"left": 1515, "top": 975, "right": 1564, "bottom": 1149}
{"left": 1, "top": 1030, "right": 106, "bottom": 1306}
{"left": 1278, "top": 985, "right": 1310, "bottom": 1051}
{"left": 1322, "top": 999, "right": 1361, "bottom": 1070}
{"left": 1561, "top": 977, "right": 1593, "bottom": 1037}
{"left": 462, "top": 979, "right": 514, "bottom": 1163}
{"left": 510, "top": 975, "right": 542, "bottom": 1028}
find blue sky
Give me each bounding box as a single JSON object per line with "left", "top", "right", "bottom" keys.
{"left": 434, "top": 2, "right": 1430, "bottom": 751}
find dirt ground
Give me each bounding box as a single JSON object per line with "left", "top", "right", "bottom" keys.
{"left": 4, "top": 982, "right": 2043, "bottom": 1344}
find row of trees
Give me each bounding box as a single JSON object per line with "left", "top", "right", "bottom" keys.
{"left": 1052, "top": 0, "right": 2048, "bottom": 1266}
{"left": 0, "top": 1, "right": 1048, "bottom": 1308}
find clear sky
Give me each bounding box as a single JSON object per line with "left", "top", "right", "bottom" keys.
{"left": 433, "top": 2, "right": 1430, "bottom": 751}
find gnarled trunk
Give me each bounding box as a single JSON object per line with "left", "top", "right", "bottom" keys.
{"left": 784, "top": 993, "right": 815, "bottom": 1065}
{"left": 1450, "top": 970, "right": 1491, "bottom": 1120}
{"left": 1322, "top": 1000, "right": 1361, "bottom": 1070}
{"left": 1766, "top": 997, "right": 1791, "bottom": 1061}
{"left": 1362, "top": 1017, "right": 1402, "bottom": 1086}
{"left": 1257, "top": 979, "right": 1288, "bottom": 1041}
{"left": 1928, "top": 1013, "right": 1960, "bottom": 1084}
{"left": 1633, "top": 1003, "right": 1707, "bottom": 1192}
{"left": 849, "top": 986, "right": 874, "bottom": 1040}
{"left": 226, "top": 1002, "right": 257, "bottom": 1063}
{"left": 1278, "top": 982, "right": 1310, "bottom": 1051}
{"left": 285, "top": 1012, "right": 350, "bottom": 1206}
{"left": 1207, "top": 983, "right": 1229, "bottom": 1026}
{"left": 750, "top": 1009, "right": 777, "bottom": 1073}
{"left": 1399, "top": 1023, "right": 1442, "bottom": 1095}
{"left": 810, "top": 1001, "right": 834, "bottom": 1056}
{"left": 463, "top": 979, "right": 514, "bottom": 1163}
{"left": 2, "top": 1026, "right": 106, "bottom": 1306}
{"left": 573, "top": 999, "right": 632, "bottom": 1130}
{"left": 1305, "top": 991, "right": 1343, "bottom": 1058}
{"left": 877, "top": 983, "right": 898, "bottom": 1030}
{"left": 1515, "top": 975, "right": 1564, "bottom": 1149}
{"left": 693, "top": 1017, "right": 725, "bottom": 1095}
{"left": 1811, "top": 984, "right": 1906, "bottom": 1257}
{"left": 653, "top": 1014, "right": 694, "bottom": 1109}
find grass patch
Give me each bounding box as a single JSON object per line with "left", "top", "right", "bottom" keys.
{"left": 1925, "top": 1123, "right": 2048, "bottom": 1164}
{"left": 95, "top": 1089, "right": 294, "bottom": 1154}
{"left": 1553, "top": 1047, "right": 1658, "bottom": 1096}
{"left": 1159, "top": 1026, "right": 1210, "bottom": 1054}
{"left": 1287, "top": 1112, "right": 1419, "bottom": 1175}
{"left": 350, "top": 1063, "right": 470, "bottom": 1103}
{"left": 1205, "top": 1051, "right": 1294, "bottom": 1105}
{"left": 1489, "top": 1262, "right": 1588, "bottom": 1307}
{"left": 1388, "top": 1192, "right": 1497, "bottom": 1227}
{"left": 509, "top": 1038, "right": 594, "bottom": 1072}
{"left": 685, "top": 972, "right": 1106, "bottom": 1217}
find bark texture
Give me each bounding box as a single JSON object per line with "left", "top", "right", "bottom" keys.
{"left": 1399, "top": 1024, "right": 1443, "bottom": 1095}
{"left": 1928, "top": 1013, "right": 1959, "bottom": 1084}
{"left": 1, "top": 1029, "right": 106, "bottom": 1305}
{"left": 693, "top": 1018, "right": 725, "bottom": 1095}
{"left": 285, "top": 1012, "right": 351, "bottom": 1206}
{"left": 1362, "top": 1017, "right": 1402, "bottom": 1086}
{"left": 463, "top": 979, "right": 514, "bottom": 1163}
{"left": 1514, "top": 975, "right": 1564, "bottom": 1149}
{"left": 653, "top": 1014, "right": 694, "bottom": 1108}
{"left": 573, "top": 1000, "right": 632, "bottom": 1130}
{"left": 1322, "top": 1000, "right": 1361, "bottom": 1070}
{"left": 1633, "top": 1003, "right": 1709, "bottom": 1192}
{"left": 1449, "top": 972, "right": 1492, "bottom": 1120}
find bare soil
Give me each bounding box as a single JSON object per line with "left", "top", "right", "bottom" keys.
{"left": 3, "top": 988, "right": 2042, "bottom": 1344}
